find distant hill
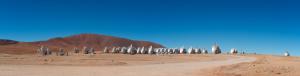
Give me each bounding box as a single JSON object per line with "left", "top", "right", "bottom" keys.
{"left": 0, "top": 34, "right": 164, "bottom": 54}
{"left": 0, "top": 39, "right": 18, "bottom": 45}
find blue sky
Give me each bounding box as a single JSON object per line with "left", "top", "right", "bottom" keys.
{"left": 0, "top": 0, "right": 300, "bottom": 56}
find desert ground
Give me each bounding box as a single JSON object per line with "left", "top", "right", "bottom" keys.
{"left": 205, "top": 55, "right": 300, "bottom": 76}
{"left": 0, "top": 53, "right": 299, "bottom": 76}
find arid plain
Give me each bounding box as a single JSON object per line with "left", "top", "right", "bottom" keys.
{"left": 1, "top": 53, "right": 298, "bottom": 76}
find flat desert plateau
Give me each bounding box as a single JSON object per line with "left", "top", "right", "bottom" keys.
{"left": 0, "top": 54, "right": 299, "bottom": 76}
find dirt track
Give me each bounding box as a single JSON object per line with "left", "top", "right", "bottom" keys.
{"left": 0, "top": 55, "right": 255, "bottom": 76}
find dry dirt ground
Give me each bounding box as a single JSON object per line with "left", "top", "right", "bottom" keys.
{"left": 2, "top": 54, "right": 299, "bottom": 76}
{"left": 203, "top": 55, "right": 300, "bottom": 76}
{"left": 0, "top": 53, "right": 255, "bottom": 76}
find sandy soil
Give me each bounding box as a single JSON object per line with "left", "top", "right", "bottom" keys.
{"left": 5, "top": 53, "right": 299, "bottom": 76}
{"left": 0, "top": 54, "right": 254, "bottom": 76}
{"left": 204, "top": 55, "right": 300, "bottom": 76}
{"left": 0, "top": 54, "right": 235, "bottom": 66}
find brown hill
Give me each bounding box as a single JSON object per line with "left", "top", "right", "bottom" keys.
{"left": 0, "top": 39, "right": 18, "bottom": 45}
{"left": 0, "top": 34, "right": 165, "bottom": 54}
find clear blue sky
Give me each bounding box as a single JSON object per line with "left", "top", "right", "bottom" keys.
{"left": 1, "top": 0, "right": 300, "bottom": 56}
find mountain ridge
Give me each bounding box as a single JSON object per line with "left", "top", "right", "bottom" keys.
{"left": 0, "top": 34, "right": 164, "bottom": 54}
